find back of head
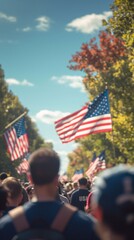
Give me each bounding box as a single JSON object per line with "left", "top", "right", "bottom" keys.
{"left": 0, "top": 172, "right": 8, "bottom": 181}
{"left": 73, "top": 181, "right": 78, "bottom": 189}
{"left": 78, "top": 177, "right": 87, "bottom": 186}
{"left": 29, "top": 148, "right": 60, "bottom": 185}
{"left": 92, "top": 164, "right": 134, "bottom": 240}
{"left": 2, "top": 177, "right": 22, "bottom": 201}
{"left": 0, "top": 185, "right": 7, "bottom": 211}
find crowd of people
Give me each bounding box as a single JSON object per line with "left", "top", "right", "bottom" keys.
{"left": 0, "top": 147, "right": 134, "bottom": 240}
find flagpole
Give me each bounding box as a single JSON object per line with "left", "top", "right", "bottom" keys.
{"left": 5, "top": 111, "right": 28, "bottom": 130}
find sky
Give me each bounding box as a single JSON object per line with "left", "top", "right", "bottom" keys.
{"left": 0, "top": 0, "right": 113, "bottom": 174}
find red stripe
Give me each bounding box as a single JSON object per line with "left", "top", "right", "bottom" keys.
{"left": 55, "top": 106, "right": 88, "bottom": 125}
{"left": 62, "top": 128, "right": 112, "bottom": 143}
{"left": 4, "top": 128, "right": 29, "bottom": 161}
{"left": 59, "top": 122, "right": 112, "bottom": 140}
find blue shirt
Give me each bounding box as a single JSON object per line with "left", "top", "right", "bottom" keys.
{"left": 71, "top": 189, "right": 90, "bottom": 211}
{"left": 0, "top": 201, "right": 100, "bottom": 240}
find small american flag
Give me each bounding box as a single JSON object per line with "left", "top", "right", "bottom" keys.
{"left": 4, "top": 116, "right": 29, "bottom": 161}
{"left": 85, "top": 151, "right": 106, "bottom": 180}
{"left": 16, "top": 158, "right": 29, "bottom": 175}
{"left": 59, "top": 172, "right": 68, "bottom": 182}
{"left": 55, "top": 89, "right": 112, "bottom": 143}
{"left": 72, "top": 169, "right": 84, "bottom": 182}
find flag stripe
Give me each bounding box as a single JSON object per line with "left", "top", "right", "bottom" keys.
{"left": 4, "top": 117, "right": 29, "bottom": 161}
{"left": 85, "top": 151, "right": 106, "bottom": 180}
{"left": 59, "top": 116, "right": 112, "bottom": 138}
{"left": 55, "top": 90, "right": 112, "bottom": 143}
{"left": 55, "top": 106, "right": 88, "bottom": 125}
{"left": 16, "top": 159, "right": 29, "bottom": 175}
{"left": 57, "top": 116, "right": 111, "bottom": 135}
{"left": 56, "top": 115, "right": 112, "bottom": 143}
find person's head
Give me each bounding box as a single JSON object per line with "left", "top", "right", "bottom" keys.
{"left": 92, "top": 164, "right": 134, "bottom": 240}
{"left": 2, "top": 177, "right": 23, "bottom": 207}
{"left": 26, "top": 185, "right": 35, "bottom": 201}
{"left": 29, "top": 148, "right": 60, "bottom": 186}
{"left": 0, "top": 172, "right": 8, "bottom": 184}
{"left": 65, "top": 182, "right": 73, "bottom": 192}
{"left": 78, "top": 177, "right": 87, "bottom": 187}
{"left": 0, "top": 185, "right": 7, "bottom": 217}
{"left": 73, "top": 181, "right": 78, "bottom": 190}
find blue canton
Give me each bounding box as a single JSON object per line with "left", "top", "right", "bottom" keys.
{"left": 84, "top": 89, "right": 110, "bottom": 119}
{"left": 14, "top": 117, "right": 26, "bottom": 138}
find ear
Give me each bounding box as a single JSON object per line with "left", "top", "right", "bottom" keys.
{"left": 18, "top": 192, "right": 23, "bottom": 205}
{"left": 54, "top": 175, "right": 59, "bottom": 187}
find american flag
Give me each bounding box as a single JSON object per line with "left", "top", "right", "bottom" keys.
{"left": 4, "top": 116, "right": 29, "bottom": 161}
{"left": 55, "top": 89, "right": 112, "bottom": 143}
{"left": 85, "top": 151, "right": 106, "bottom": 180}
{"left": 72, "top": 168, "right": 84, "bottom": 182}
{"left": 16, "top": 158, "right": 29, "bottom": 175}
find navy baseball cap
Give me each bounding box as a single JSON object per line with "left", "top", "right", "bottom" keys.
{"left": 92, "top": 164, "right": 134, "bottom": 237}
{"left": 0, "top": 172, "right": 8, "bottom": 180}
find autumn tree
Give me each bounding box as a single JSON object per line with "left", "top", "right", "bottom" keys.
{"left": 67, "top": 28, "right": 133, "bottom": 172}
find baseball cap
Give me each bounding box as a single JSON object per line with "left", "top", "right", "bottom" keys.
{"left": 92, "top": 164, "right": 134, "bottom": 237}
{"left": 0, "top": 172, "right": 8, "bottom": 180}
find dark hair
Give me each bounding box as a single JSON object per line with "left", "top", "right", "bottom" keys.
{"left": 0, "top": 185, "right": 7, "bottom": 211}
{"left": 29, "top": 148, "right": 60, "bottom": 185}
{"left": 26, "top": 185, "right": 34, "bottom": 195}
{"left": 78, "top": 177, "right": 87, "bottom": 186}
{"left": 0, "top": 172, "right": 8, "bottom": 180}
{"left": 2, "top": 177, "right": 22, "bottom": 200}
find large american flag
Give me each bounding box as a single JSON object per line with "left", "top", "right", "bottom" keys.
{"left": 55, "top": 89, "right": 112, "bottom": 143}
{"left": 4, "top": 116, "right": 29, "bottom": 161}
{"left": 85, "top": 151, "right": 106, "bottom": 180}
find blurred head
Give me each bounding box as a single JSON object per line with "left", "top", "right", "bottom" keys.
{"left": 29, "top": 148, "right": 60, "bottom": 186}
{"left": 26, "top": 185, "right": 35, "bottom": 200}
{"left": 73, "top": 181, "right": 78, "bottom": 189}
{"left": 65, "top": 182, "right": 73, "bottom": 192}
{"left": 0, "top": 172, "right": 8, "bottom": 184}
{"left": 78, "top": 177, "right": 87, "bottom": 186}
{"left": 92, "top": 164, "right": 134, "bottom": 240}
{"left": 2, "top": 177, "right": 23, "bottom": 207}
{"left": 0, "top": 185, "right": 7, "bottom": 217}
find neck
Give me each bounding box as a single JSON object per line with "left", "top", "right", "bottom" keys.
{"left": 79, "top": 185, "right": 87, "bottom": 189}
{"left": 33, "top": 184, "right": 57, "bottom": 201}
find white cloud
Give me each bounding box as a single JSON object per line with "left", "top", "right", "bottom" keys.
{"left": 35, "top": 16, "right": 50, "bottom": 31}
{"left": 6, "top": 78, "right": 34, "bottom": 86}
{"left": 45, "top": 139, "right": 56, "bottom": 144}
{"left": 30, "top": 116, "right": 36, "bottom": 123}
{"left": 57, "top": 150, "right": 70, "bottom": 174}
{"left": 0, "top": 12, "right": 17, "bottom": 22}
{"left": 65, "top": 11, "right": 112, "bottom": 34}
{"left": 22, "top": 27, "right": 32, "bottom": 32}
{"left": 35, "top": 109, "right": 70, "bottom": 124}
{"left": 51, "top": 75, "right": 86, "bottom": 92}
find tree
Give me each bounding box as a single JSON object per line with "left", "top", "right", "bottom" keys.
{"left": 67, "top": 29, "right": 133, "bottom": 170}
{"left": 0, "top": 65, "right": 53, "bottom": 178}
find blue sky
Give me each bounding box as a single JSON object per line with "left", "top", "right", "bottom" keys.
{"left": 0, "top": 0, "right": 113, "bottom": 174}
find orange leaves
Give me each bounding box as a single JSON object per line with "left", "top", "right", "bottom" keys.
{"left": 68, "top": 31, "right": 126, "bottom": 75}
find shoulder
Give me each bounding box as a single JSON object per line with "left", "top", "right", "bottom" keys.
{"left": 66, "top": 210, "right": 99, "bottom": 240}
{"left": 71, "top": 189, "right": 79, "bottom": 196}
{"left": 60, "top": 194, "right": 69, "bottom": 203}
{"left": 0, "top": 212, "right": 17, "bottom": 240}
